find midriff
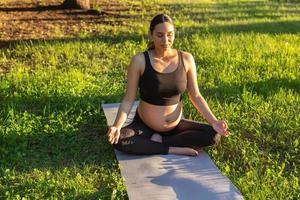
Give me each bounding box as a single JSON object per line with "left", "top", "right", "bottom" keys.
{"left": 137, "top": 100, "right": 182, "bottom": 132}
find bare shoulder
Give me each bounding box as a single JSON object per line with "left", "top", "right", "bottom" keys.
{"left": 180, "top": 51, "right": 194, "bottom": 61}
{"left": 127, "top": 52, "right": 145, "bottom": 75}
{"left": 180, "top": 51, "right": 195, "bottom": 72}
{"left": 130, "top": 53, "right": 145, "bottom": 68}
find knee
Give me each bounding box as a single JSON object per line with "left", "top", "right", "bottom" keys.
{"left": 212, "top": 133, "right": 221, "bottom": 145}
{"left": 113, "top": 140, "right": 123, "bottom": 152}
{"left": 113, "top": 138, "right": 132, "bottom": 153}
{"left": 207, "top": 125, "right": 220, "bottom": 145}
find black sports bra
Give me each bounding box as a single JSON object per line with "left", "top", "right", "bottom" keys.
{"left": 139, "top": 51, "right": 187, "bottom": 105}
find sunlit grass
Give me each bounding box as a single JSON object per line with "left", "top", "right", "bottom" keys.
{"left": 0, "top": 0, "right": 299, "bottom": 199}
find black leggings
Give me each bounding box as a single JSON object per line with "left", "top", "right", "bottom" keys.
{"left": 113, "top": 110, "right": 218, "bottom": 155}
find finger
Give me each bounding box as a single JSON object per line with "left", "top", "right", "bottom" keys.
{"left": 113, "top": 136, "right": 119, "bottom": 144}
{"left": 221, "top": 121, "right": 227, "bottom": 129}
{"left": 223, "top": 121, "right": 228, "bottom": 129}
{"left": 114, "top": 130, "right": 120, "bottom": 144}
{"left": 107, "top": 132, "right": 112, "bottom": 139}
{"left": 108, "top": 136, "right": 113, "bottom": 144}
{"left": 110, "top": 137, "right": 115, "bottom": 144}
{"left": 224, "top": 131, "right": 230, "bottom": 137}
{"left": 114, "top": 136, "right": 119, "bottom": 144}
{"left": 109, "top": 135, "right": 115, "bottom": 144}
{"left": 111, "top": 138, "right": 117, "bottom": 144}
{"left": 106, "top": 129, "right": 112, "bottom": 137}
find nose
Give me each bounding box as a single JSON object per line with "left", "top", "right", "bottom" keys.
{"left": 162, "top": 35, "right": 168, "bottom": 43}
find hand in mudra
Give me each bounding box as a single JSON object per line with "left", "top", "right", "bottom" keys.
{"left": 212, "top": 120, "right": 230, "bottom": 136}
{"left": 106, "top": 126, "right": 121, "bottom": 144}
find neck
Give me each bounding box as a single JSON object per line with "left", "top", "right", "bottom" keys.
{"left": 152, "top": 48, "right": 173, "bottom": 59}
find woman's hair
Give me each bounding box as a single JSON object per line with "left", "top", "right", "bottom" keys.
{"left": 147, "top": 14, "right": 175, "bottom": 50}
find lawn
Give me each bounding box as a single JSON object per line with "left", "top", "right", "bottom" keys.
{"left": 0, "top": 0, "right": 299, "bottom": 199}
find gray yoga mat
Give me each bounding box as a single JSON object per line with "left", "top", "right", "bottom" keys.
{"left": 102, "top": 101, "right": 243, "bottom": 200}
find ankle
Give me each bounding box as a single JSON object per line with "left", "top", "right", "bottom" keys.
{"left": 168, "top": 146, "right": 199, "bottom": 156}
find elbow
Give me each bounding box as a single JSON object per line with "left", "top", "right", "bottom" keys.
{"left": 122, "top": 97, "right": 135, "bottom": 108}
{"left": 122, "top": 92, "right": 137, "bottom": 103}
{"left": 123, "top": 96, "right": 135, "bottom": 103}
{"left": 121, "top": 94, "right": 137, "bottom": 111}
{"left": 188, "top": 91, "right": 202, "bottom": 101}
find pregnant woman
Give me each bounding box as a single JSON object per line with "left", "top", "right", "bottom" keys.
{"left": 106, "top": 14, "right": 229, "bottom": 156}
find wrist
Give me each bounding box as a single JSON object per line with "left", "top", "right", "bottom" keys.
{"left": 209, "top": 118, "right": 218, "bottom": 126}
{"left": 111, "top": 123, "right": 122, "bottom": 129}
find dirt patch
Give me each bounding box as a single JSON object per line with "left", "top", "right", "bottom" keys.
{"left": 0, "top": 0, "right": 145, "bottom": 45}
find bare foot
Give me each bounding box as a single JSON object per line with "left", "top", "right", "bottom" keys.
{"left": 150, "top": 133, "right": 162, "bottom": 143}
{"left": 192, "top": 146, "right": 203, "bottom": 154}
{"left": 168, "top": 147, "right": 199, "bottom": 156}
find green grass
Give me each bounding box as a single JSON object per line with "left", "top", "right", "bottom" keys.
{"left": 0, "top": 0, "right": 300, "bottom": 199}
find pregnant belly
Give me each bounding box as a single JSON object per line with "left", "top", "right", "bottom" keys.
{"left": 137, "top": 100, "right": 182, "bottom": 132}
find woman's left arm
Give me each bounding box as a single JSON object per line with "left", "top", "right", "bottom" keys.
{"left": 184, "top": 52, "right": 229, "bottom": 136}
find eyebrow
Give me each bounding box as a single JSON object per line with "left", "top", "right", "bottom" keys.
{"left": 156, "top": 31, "right": 174, "bottom": 34}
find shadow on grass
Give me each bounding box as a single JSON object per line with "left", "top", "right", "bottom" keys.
{"left": 1, "top": 15, "right": 299, "bottom": 50}
{"left": 0, "top": 5, "right": 72, "bottom": 12}
{"left": 182, "top": 20, "right": 300, "bottom": 35}
{"left": 201, "top": 77, "right": 300, "bottom": 102}
{"left": 168, "top": 1, "right": 300, "bottom": 34}
{"left": 1, "top": 19, "right": 299, "bottom": 50}
{"left": 165, "top": 1, "right": 300, "bottom": 21}
{"left": 0, "top": 1, "right": 299, "bottom": 197}
{"left": 0, "top": 32, "right": 144, "bottom": 49}
{"left": 0, "top": 1, "right": 299, "bottom": 48}
{"left": 0, "top": 94, "right": 128, "bottom": 198}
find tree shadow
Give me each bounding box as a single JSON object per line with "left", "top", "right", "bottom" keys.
{"left": 0, "top": 5, "right": 68, "bottom": 12}
{"left": 149, "top": 163, "right": 242, "bottom": 199}
{"left": 115, "top": 151, "right": 243, "bottom": 199}
{"left": 164, "top": 1, "right": 300, "bottom": 22}
{"left": 0, "top": 93, "right": 129, "bottom": 197}
{"left": 181, "top": 20, "right": 300, "bottom": 35}
{"left": 167, "top": 1, "right": 300, "bottom": 34}
{"left": 0, "top": 4, "right": 110, "bottom": 17}
{"left": 0, "top": 1, "right": 147, "bottom": 46}
{"left": 199, "top": 77, "right": 300, "bottom": 103}
{"left": 0, "top": 1, "right": 298, "bottom": 197}
{"left": 0, "top": 1, "right": 299, "bottom": 48}
{"left": 0, "top": 31, "right": 144, "bottom": 49}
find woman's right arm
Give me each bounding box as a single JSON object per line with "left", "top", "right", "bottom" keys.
{"left": 107, "top": 54, "right": 144, "bottom": 144}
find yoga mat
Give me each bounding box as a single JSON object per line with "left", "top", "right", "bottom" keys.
{"left": 102, "top": 101, "right": 243, "bottom": 200}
